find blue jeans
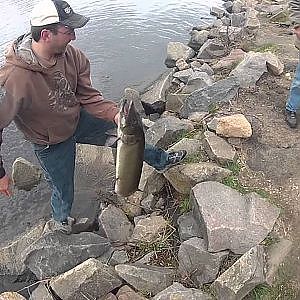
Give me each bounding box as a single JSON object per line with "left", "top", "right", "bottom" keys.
{"left": 286, "top": 62, "right": 300, "bottom": 112}
{"left": 32, "top": 109, "right": 168, "bottom": 223}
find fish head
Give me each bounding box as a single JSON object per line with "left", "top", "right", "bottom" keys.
{"left": 119, "top": 99, "right": 143, "bottom": 134}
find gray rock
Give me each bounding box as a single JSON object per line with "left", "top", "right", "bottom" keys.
{"left": 245, "top": 8, "right": 260, "bottom": 31}
{"left": 141, "top": 193, "right": 157, "bottom": 213}
{"left": 165, "top": 42, "right": 195, "bottom": 68}
{"left": 153, "top": 282, "right": 212, "bottom": 299}
{"left": 191, "top": 182, "right": 280, "bottom": 254}
{"left": 180, "top": 76, "right": 240, "bottom": 118}
{"left": 23, "top": 231, "right": 111, "bottom": 279}
{"left": 230, "top": 51, "right": 268, "bottom": 88}
{"left": 178, "top": 237, "right": 228, "bottom": 285}
{"left": 102, "top": 293, "right": 118, "bottom": 300}
{"left": 71, "top": 217, "right": 97, "bottom": 234}
{"left": 99, "top": 204, "right": 133, "bottom": 243}
{"left": 197, "top": 39, "right": 226, "bottom": 60}
{"left": 12, "top": 157, "right": 42, "bottom": 191}
{"left": 118, "top": 191, "right": 143, "bottom": 219}
{"left": 165, "top": 93, "right": 188, "bottom": 113}
{"left": 177, "top": 212, "right": 202, "bottom": 242}
{"left": 231, "top": 12, "right": 246, "bottom": 27}
{"left": 0, "top": 221, "right": 45, "bottom": 276}
{"left": 164, "top": 162, "right": 232, "bottom": 194}
{"left": 210, "top": 6, "right": 226, "bottom": 18}
{"left": 30, "top": 283, "right": 53, "bottom": 300}
{"left": 116, "top": 285, "right": 148, "bottom": 300}
{"left": 223, "top": 1, "right": 234, "bottom": 13}
{"left": 188, "top": 30, "right": 210, "bottom": 51}
{"left": 192, "top": 63, "right": 214, "bottom": 76}
{"left": 168, "top": 138, "right": 203, "bottom": 156}
{"left": 50, "top": 258, "right": 122, "bottom": 300}
{"left": 115, "top": 264, "right": 175, "bottom": 295}
{"left": 145, "top": 116, "right": 194, "bottom": 149}
{"left": 181, "top": 72, "right": 213, "bottom": 94}
{"left": 109, "top": 250, "right": 130, "bottom": 266}
{"left": 212, "top": 246, "right": 265, "bottom": 300}
{"left": 203, "top": 131, "right": 237, "bottom": 165}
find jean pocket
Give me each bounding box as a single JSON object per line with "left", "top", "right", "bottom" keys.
{"left": 33, "top": 143, "right": 50, "bottom": 154}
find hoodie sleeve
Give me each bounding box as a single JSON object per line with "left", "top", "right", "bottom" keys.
{"left": 0, "top": 70, "right": 22, "bottom": 178}
{"left": 290, "top": 0, "right": 300, "bottom": 27}
{"left": 75, "top": 49, "right": 119, "bottom": 122}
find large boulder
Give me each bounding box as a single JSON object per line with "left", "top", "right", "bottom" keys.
{"left": 191, "top": 182, "right": 280, "bottom": 254}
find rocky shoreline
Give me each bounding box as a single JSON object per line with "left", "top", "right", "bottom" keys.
{"left": 0, "top": 0, "right": 294, "bottom": 299}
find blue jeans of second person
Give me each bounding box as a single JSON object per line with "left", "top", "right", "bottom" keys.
{"left": 286, "top": 62, "right": 300, "bottom": 112}
{"left": 32, "top": 109, "right": 168, "bottom": 223}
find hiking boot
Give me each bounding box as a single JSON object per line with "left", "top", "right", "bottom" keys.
{"left": 156, "top": 150, "right": 187, "bottom": 173}
{"left": 286, "top": 109, "right": 297, "bottom": 128}
{"left": 43, "top": 217, "right": 75, "bottom": 235}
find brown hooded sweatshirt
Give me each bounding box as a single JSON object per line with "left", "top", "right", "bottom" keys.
{"left": 0, "top": 34, "right": 119, "bottom": 178}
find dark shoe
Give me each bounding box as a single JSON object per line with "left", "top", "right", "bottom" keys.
{"left": 156, "top": 150, "right": 187, "bottom": 173}
{"left": 286, "top": 109, "right": 297, "bottom": 128}
{"left": 43, "top": 217, "right": 75, "bottom": 235}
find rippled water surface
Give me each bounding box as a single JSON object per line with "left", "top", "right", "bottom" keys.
{"left": 0, "top": 0, "right": 221, "bottom": 244}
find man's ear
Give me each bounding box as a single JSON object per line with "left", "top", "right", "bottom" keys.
{"left": 40, "top": 29, "right": 52, "bottom": 41}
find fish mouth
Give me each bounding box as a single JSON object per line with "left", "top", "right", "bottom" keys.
{"left": 120, "top": 99, "right": 141, "bottom": 130}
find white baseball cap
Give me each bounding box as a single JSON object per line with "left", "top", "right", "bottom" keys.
{"left": 30, "top": 0, "right": 89, "bottom": 28}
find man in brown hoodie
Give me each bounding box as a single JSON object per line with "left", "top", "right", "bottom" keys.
{"left": 0, "top": 0, "right": 186, "bottom": 233}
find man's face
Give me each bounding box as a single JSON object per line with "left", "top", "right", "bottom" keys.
{"left": 50, "top": 25, "right": 76, "bottom": 55}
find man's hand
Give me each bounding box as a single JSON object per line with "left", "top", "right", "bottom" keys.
{"left": 293, "top": 26, "right": 300, "bottom": 39}
{"left": 0, "top": 174, "right": 12, "bottom": 197}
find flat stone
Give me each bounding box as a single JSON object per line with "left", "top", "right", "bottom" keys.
{"left": 178, "top": 237, "right": 228, "bottom": 285}
{"left": 50, "top": 258, "right": 122, "bottom": 300}
{"left": 212, "top": 246, "right": 265, "bottom": 300}
{"left": 115, "top": 264, "right": 175, "bottom": 295}
{"left": 153, "top": 282, "right": 212, "bottom": 300}
{"left": 191, "top": 182, "right": 280, "bottom": 254}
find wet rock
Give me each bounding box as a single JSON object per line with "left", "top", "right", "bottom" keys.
{"left": 130, "top": 216, "right": 168, "bottom": 243}
{"left": 164, "top": 162, "right": 232, "bottom": 194}
{"left": 203, "top": 131, "right": 237, "bottom": 165}
{"left": 191, "top": 182, "right": 280, "bottom": 254}
{"left": 266, "top": 238, "right": 293, "bottom": 285}
{"left": 116, "top": 285, "right": 148, "bottom": 300}
{"left": 115, "top": 264, "right": 175, "bottom": 295}
{"left": 23, "top": 231, "right": 111, "bottom": 279}
{"left": 0, "top": 221, "right": 45, "bottom": 276}
{"left": 177, "top": 212, "right": 202, "bottom": 242}
{"left": 153, "top": 282, "right": 212, "bottom": 300}
{"left": 50, "top": 258, "right": 122, "bottom": 300}
{"left": 197, "top": 39, "right": 226, "bottom": 60}
{"left": 178, "top": 237, "right": 228, "bottom": 285}
{"left": 145, "top": 116, "right": 194, "bottom": 149}
{"left": 216, "top": 114, "right": 252, "bottom": 138}
{"left": 0, "top": 292, "right": 26, "bottom": 300}
{"left": 165, "top": 42, "right": 195, "bottom": 68}
{"left": 12, "top": 157, "right": 42, "bottom": 191}
{"left": 180, "top": 77, "right": 240, "bottom": 118}
{"left": 99, "top": 204, "right": 133, "bottom": 243}
{"left": 188, "top": 30, "right": 210, "bottom": 51}
{"left": 212, "top": 246, "right": 265, "bottom": 299}
{"left": 210, "top": 6, "right": 226, "bottom": 18}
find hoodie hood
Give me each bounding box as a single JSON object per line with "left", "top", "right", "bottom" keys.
{"left": 4, "top": 34, "right": 48, "bottom": 73}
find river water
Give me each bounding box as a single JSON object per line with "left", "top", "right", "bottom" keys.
{"left": 0, "top": 0, "right": 221, "bottom": 245}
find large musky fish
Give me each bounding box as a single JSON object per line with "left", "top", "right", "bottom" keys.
{"left": 115, "top": 99, "right": 145, "bottom": 197}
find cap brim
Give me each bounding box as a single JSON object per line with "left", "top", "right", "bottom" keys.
{"left": 61, "top": 13, "right": 89, "bottom": 28}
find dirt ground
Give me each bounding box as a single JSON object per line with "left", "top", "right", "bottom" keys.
{"left": 223, "top": 9, "right": 300, "bottom": 299}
